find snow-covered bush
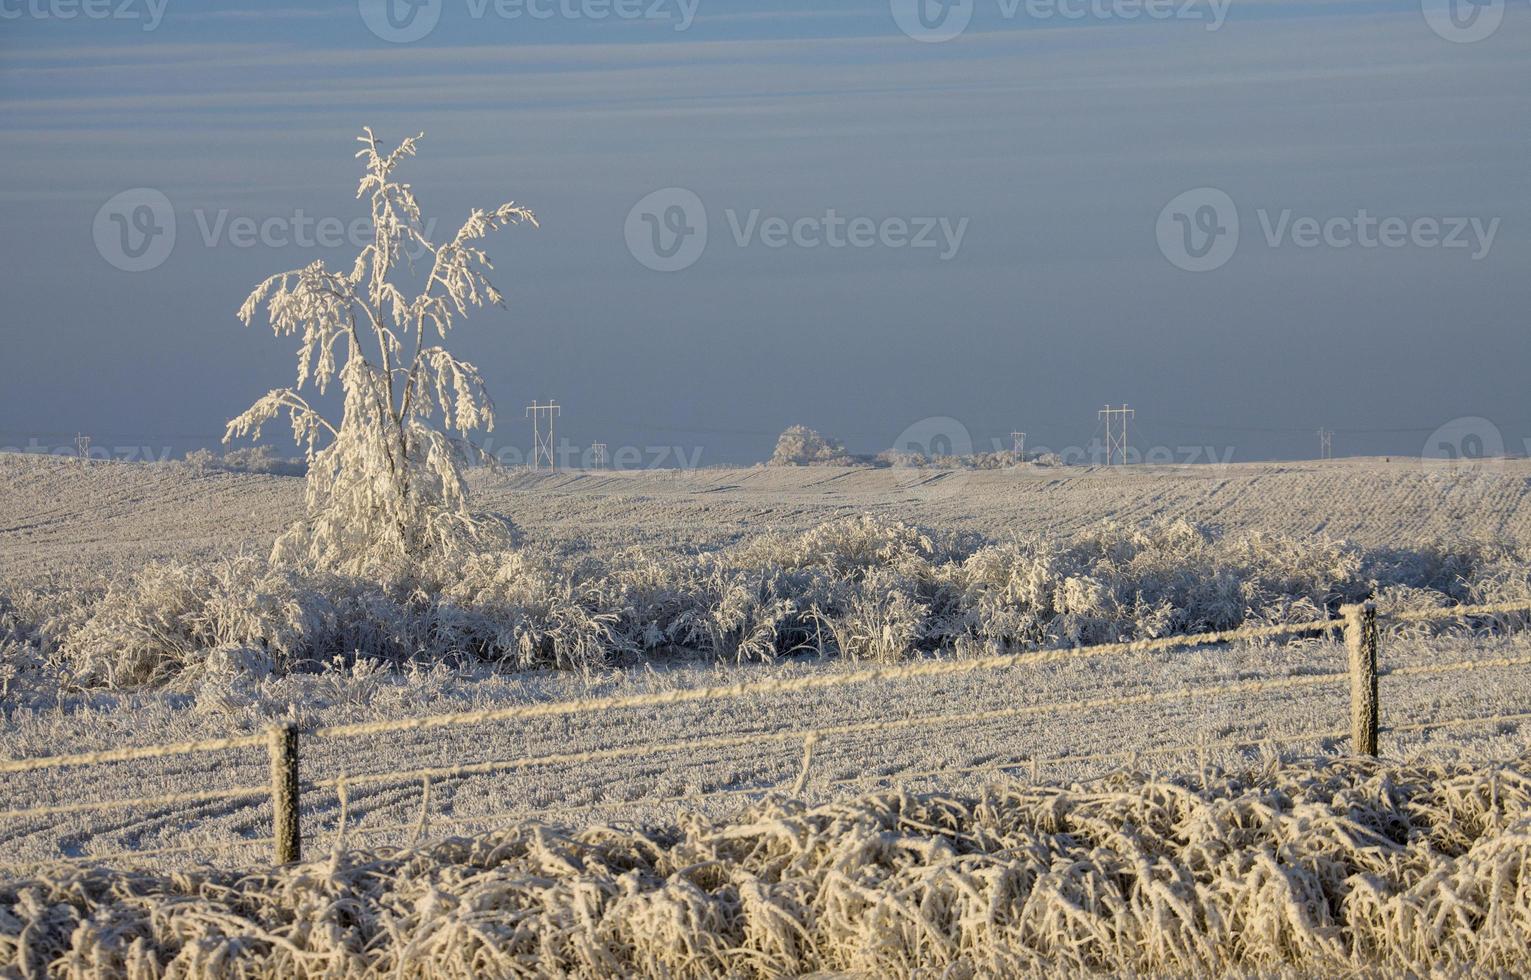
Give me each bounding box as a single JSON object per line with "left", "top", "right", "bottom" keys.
{"left": 226, "top": 129, "right": 536, "bottom": 580}
{"left": 435, "top": 551, "right": 624, "bottom": 676}
{"left": 21, "top": 513, "right": 1531, "bottom": 689}
{"left": 769, "top": 426, "right": 849, "bottom": 466}
{"left": 57, "top": 557, "right": 339, "bottom": 687}
{"left": 184, "top": 446, "right": 305, "bottom": 477}
{"left": 809, "top": 566, "right": 928, "bottom": 662}
{"left": 969, "top": 450, "right": 1020, "bottom": 469}
{"left": 0, "top": 596, "right": 38, "bottom": 699}
{"left": 876, "top": 449, "right": 1023, "bottom": 469}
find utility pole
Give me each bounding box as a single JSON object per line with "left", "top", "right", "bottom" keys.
{"left": 525, "top": 400, "right": 560, "bottom": 470}
{"left": 1317, "top": 427, "right": 1333, "bottom": 460}
{"left": 1098, "top": 405, "right": 1134, "bottom": 466}
{"left": 1010, "top": 431, "right": 1026, "bottom": 461}
{"left": 591, "top": 442, "right": 607, "bottom": 468}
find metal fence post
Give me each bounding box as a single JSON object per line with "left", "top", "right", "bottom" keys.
{"left": 1342, "top": 602, "right": 1379, "bottom": 757}
{"left": 267, "top": 723, "right": 301, "bottom": 864}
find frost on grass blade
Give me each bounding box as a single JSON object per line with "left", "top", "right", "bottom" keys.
{"left": 5, "top": 753, "right": 1531, "bottom": 976}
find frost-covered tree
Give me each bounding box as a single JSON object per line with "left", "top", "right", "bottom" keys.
{"left": 227, "top": 129, "right": 536, "bottom": 578}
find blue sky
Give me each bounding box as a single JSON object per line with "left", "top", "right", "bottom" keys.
{"left": 1, "top": 0, "right": 1528, "bottom": 465}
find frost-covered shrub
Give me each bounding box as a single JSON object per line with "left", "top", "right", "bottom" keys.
{"left": 435, "top": 551, "right": 624, "bottom": 676}
{"left": 183, "top": 448, "right": 215, "bottom": 473}
{"left": 875, "top": 449, "right": 1022, "bottom": 469}
{"left": 968, "top": 450, "right": 1020, "bottom": 469}
{"left": 184, "top": 446, "right": 305, "bottom": 477}
{"left": 24, "top": 513, "right": 1531, "bottom": 688}
{"left": 57, "top": 557, "right": 339, "bottom": 687}
{"left": 658, "top": 569, "right": 811, "bottom": 664}
{"left": 769, "top": 426, "right": 849, "bottom": 466}
{"left": 0, "top": 595, "right": 40, "bottom": 699}
{"left": 731, "top": 514, "right": 952, "bottom": 577}
{"left": 810, "top": 567, "right": 927, "bottom": 663}
{"left": 1356, "top": 544, "right": 1531, "bottom": 636}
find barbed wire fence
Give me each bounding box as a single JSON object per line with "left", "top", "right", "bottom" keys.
{"left": 2, "top": 600, "right": 1529, "bottom": 876}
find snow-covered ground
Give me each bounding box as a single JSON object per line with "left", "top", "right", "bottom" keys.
{"left": 2, "top": 629, "right": 1529, "bottom": 874}
{"left": 2, "top": 453, "right": 1529, "bottom": 874}
{"left": 5, "top": 453, "right": 1530, "bottom": 587}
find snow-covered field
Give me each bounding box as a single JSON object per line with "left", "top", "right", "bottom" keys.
{"left": 2, "top": 452, "right": 1530, "bottom": 876}
{"left": 2, "top": 630, "right": 1529, "bottom": 875}
{"left": 6, "top": 452, "right": 1531, "bottom": 586}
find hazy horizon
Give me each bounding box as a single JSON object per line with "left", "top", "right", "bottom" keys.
{"left": 3, "top": 0, "right": 1527, "bottom": 468}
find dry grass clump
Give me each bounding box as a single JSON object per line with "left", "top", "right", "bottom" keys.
{"left": 4, "top": 753, "right": 1531, "bottom": 976}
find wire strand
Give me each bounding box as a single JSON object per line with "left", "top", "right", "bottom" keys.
{"left": 314, "top": 671, "right": 1347, "bottom": 793}
{"left": 0, "top": 784, "right": 270, "bottom": 822}
{"left": 313, "top": 617, "right": 1343, "bottom": 741}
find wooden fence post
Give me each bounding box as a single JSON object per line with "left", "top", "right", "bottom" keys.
{"left": 267, "top": 723, "right": 301, "bottom": 864}
{"left": 1342, "top": 602, "right": 1379, "bottom": 757}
